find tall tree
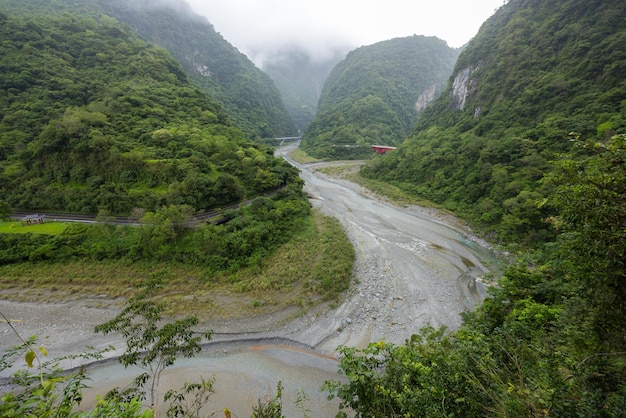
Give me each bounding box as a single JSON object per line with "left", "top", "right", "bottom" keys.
{"left": 544, "top": 133, "right": 626, "bottom": 351}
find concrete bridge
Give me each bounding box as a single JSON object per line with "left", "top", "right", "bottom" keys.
{"left": 275, "top": 136, "right": 301, "bottom": 145}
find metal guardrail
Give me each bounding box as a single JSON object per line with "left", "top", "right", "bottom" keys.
{"left": 9, "top": 187, "right": 283, "bottom": 227}
{"left": 10, "top": 209, "right": 228, "bottom": 227}
{"left": 8, "top": 198, "right": 267, "bottom": 227}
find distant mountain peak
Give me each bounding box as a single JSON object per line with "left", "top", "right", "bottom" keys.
{"left": 301, "top": 35, "right": 459, "bottom": 159}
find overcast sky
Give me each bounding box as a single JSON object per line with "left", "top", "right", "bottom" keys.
{"left": 186, "top": 0, "right": 505, "bottom": 64}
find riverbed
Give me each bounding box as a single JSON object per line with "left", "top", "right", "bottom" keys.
{"left": 1, "top": 143, "right": 498, "bottom": 416}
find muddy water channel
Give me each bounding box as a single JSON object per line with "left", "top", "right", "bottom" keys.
{"left": 1, "top": 143, "right": 499, "bottom": 416}
{"left": 81, "top": 340, "right": 343, "bottom": 417}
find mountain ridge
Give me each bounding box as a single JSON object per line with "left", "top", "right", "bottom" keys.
{"left": 98, "top": 0, "right": 297, "bottom": 139}
{"left": 0, "top": 11, "right": 300, "bottom": 215}
{"left": 0, "top": 0, "right": 296, "bottom": 139}
{"left": 362, "top": 0, "right": 626, "bottom": 243}
{"left": 301, "top": 35, "right": 459, "bottom": 159}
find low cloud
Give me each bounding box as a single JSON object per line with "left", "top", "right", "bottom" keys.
{"left": 186, "top": 0, "right": 505, "bottom": 64}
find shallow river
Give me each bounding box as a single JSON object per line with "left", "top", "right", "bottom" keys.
{"left": 82, "top": 341, "right": 343, "bottom": 417}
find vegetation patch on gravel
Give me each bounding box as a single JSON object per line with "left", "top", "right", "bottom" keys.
{"left": 315, "top": 162, "right": 444, "bottom": 209}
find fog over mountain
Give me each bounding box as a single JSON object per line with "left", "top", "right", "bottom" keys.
{"left": 185, "top": 0, "right": 505, "bottom": 66}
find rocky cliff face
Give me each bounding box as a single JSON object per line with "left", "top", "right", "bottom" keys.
{"left": 302, "top": 35, "right": 459, "bottom": 159}
{"left": 361, "top": 0, "right": 626, "bottom": 244}
{"left": 415, "top": 84, "right": 438, "bottom": 112}
{"left": 450, "top": 64, "right": 480, "bottom": 111}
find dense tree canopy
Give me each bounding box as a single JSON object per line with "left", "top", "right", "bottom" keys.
{"left": 327, "top": 134, "right": 626, "bottom": 417}
{"left": 0, "top": 13, "right": 300, "bottom": 214}
{"left": 302, "top": 36, "right": 459, "bottom": 159}
{"left": 0, "top": 0, "right": 296, "bottom": 140}
{"left": 98, "top": 0, "right": 297, "bottom": 139}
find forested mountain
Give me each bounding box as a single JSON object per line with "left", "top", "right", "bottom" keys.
{"left": 301, "top": 36, "right": 459, "bottom": 159}
{"left": 324, "top": 2, "right": 626, "bottom": 415}
{"left": 98, "top": 0, "right": 297, "bottom": 139}
{"left": 1, "top": 0, "right": 625, "bottom": 415}
{"left": 261, "top": 47, "right": 347, "bottom": 133}
{"left": 362, "top": 0, "right": 626, "bottom": 244}
{"left": 0, "top": 12, "right": 299, "bottom": 214}
{"left": 1, "top": 0, "right": 296, "bottom": 140}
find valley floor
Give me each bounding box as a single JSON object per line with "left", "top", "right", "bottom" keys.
{"left": 1, "top": 144, "right": 499, "bottom": 416}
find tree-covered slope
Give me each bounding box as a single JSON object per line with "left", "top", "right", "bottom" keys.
{"left": 98, "top": 0, "right": 297, "bottom": 140}
{"left": 301, "top": 36, "right": 459, "bottom": 159}
{"left": 262, "top": 47, "right": 347, "bottom": 133}
{"left": 362, "top": 0, "right": 626, "bottom": 244}
{"left": 0, "top": 12, "right": 299, "bottom": 214}
{"left": 0, "top": 0, "right": 296, "bottom": 140}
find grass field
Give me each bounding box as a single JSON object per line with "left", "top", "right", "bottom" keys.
{"left": 288, "top": 148, "right": 323, "bottom": 164}
{"left": 0, "top": 221, "right": 69, "bottom": 235}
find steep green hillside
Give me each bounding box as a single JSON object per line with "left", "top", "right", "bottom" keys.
{"left": 0, "top": 0, "right": 296, "bottom": 140}
{"left": 98, "top": 0, "right": 297, "bottom": 139}
{"left": 262, "top": 47, "right": 347, "bottom": 133}
{"left": 301, "top": 36, "right": 459, "bottom": 159}
{"left": 362, "top": 0, "right": 626, "bottom": 244}
{"left": 0, "top": 12, "right": 299, "bottom": 214}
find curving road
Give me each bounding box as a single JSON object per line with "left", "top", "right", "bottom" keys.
{"left": 9, "top": 200, "right": 254, "bottom": 226}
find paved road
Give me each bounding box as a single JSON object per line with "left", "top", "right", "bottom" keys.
{"left": 10, "top": 204, "right": 241, "bottom": 226}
